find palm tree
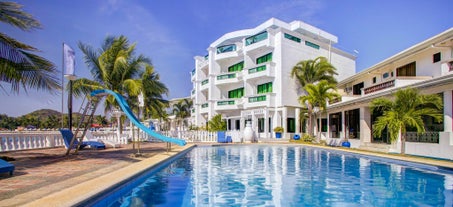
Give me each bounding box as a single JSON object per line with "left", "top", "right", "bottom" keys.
{"left": 73, "top": 35, "right": 151, "bottom": 114}
{"left": 0, "top": 2, "right": 60, "bottom": 93}
{"left": 291, "top": 57, "right": 338, "bottom": 137}
{"left": 370, "top": 88, "right": 443, "bottom": 154}
{"left": 172, "top": 98, "right": 192, "bottom": 131}
{"left": 299, "top": 80, "right": 340, "bottom": 141}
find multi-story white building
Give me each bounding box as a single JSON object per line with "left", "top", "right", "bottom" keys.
{"left": 325, "top": 27, "right": 453, "bottom": 159}
{"left": 191, "top": 18, "right": 356, "bottom": 139}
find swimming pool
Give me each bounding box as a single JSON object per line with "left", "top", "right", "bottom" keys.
{"left": 87, "top": 145, "right": 453, "bottom": 206}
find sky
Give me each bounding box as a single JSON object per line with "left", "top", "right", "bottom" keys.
{"left": 1, "top": 0, "right": 452, "bottom": 117}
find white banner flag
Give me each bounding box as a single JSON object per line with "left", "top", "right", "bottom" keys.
{"left": 63, "top": 43, "right": 76, "bottom": 80}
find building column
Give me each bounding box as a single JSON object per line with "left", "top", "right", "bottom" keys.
{"left": 341, "top": 111, "right": 346, "bottom": 140}
{"left": 361, "top": 107, "right": 372, "bottom": 144}
{"left": 264, "top": 108, "right": 269, "bottom": 138}
{"left": 444, "top": 90, "right": 453, "bottom": 133}
{"left": 295, "top": 108, "right": 300, "bottom": 134}
{"left": 282, "top": 107, "right": 287, "bottom": 138}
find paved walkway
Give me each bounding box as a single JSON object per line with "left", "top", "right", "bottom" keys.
{"left": 0, "top": 142, "right": 173, "bottom": 206}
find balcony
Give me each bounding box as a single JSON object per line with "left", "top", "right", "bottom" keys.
{"left": 191, "top": 69, "right": 196, "bottom": 81}
{"left": 244, "top": 93, "right": 275, "bottom": 108}
{"left": 200, "top": 102, "right": 209, "bottom": 114}
{"left": 363, "top": 76, "right": 431, "bottom": 95}
{"left": 244, "top": 31, "right": 274, "bottom": 56}
{"left": 214, "top": 99, "right": 243, "bottom": 111}
{"left": 191, "top": 89, "right": 196, "bottom": 98}
{"left": 200, "top": 78, "right": 209, "bottom": 91}
{"left": 244, "top": 62, "right": 275, "bottom": 82}
{"left": 215, "top": 72, "right": 242, "bottom": 85}
{"left": 215, "top": 44, "right": 242, "bottom": 62}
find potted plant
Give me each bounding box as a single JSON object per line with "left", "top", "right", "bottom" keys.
{"left": 273, "top": 126, "right": 284, "bottom": 138}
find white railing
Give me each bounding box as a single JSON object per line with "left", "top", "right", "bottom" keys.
{"left": 159, "top": 130, "right": 243, "bottom": 143}
{"left": 89, "top": 131, "right": 129, "bottom": 147}
{"left": 0, "top": 132, "right": 64, "bottom": 152}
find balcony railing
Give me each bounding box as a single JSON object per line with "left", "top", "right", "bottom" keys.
{"left": 216, "top": 44, "right": 236, "bottom": 54}
{"left": 248, "top": 95, "right": 267, "bottom": 103}
{"left": 217, "top": 100, "right": 235, "bottom": 105}
{"left": 201, "top": 103, "right": 209, "bottom": 108}
{"left": 364, "top": 80, "right": 395, "bottom": 95}
{"left": 405, "top": 132, "right": 439, "bottom": 143}
{"left": 217, "top": 73, "right": 236, "bottom": 80}
{"left": 191, "top": 69, "right": 195, "bottom": 76}
{"left": 201, "top": 79, "right": 209, "bottom": 85}
{"left": 248, "top": 65, "right": 266, "bottom": 74}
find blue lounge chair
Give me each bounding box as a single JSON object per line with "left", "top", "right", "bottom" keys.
{"left": 0, "top": 159, "right": 14, "bottom": 176}
{"left": 59, "top": 129, "right": 105, "bottom": 150}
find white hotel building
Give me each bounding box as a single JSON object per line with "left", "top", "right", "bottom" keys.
{"left": 190, "top": 18, "right": 356, "bottom": 139}
{"left": 190, "top": 18, "right": 453, "bottom": 159}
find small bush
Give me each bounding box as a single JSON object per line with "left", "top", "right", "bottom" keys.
{"left": 302, "top": 134, "right": 315, "bottom": 143}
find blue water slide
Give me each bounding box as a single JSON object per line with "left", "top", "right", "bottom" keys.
{"left": 91, "top": 89, "right": 186, "bottom": 146}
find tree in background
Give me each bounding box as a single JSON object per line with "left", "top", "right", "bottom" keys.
{"left": 370, "top": 88, "right": 443, "bottom": 154}
{"left": 172, "top": 98, "right": 192, "bottom": 131}
{"left": 0, "top": 2, "right": 60, "bottom": 93}
{"left": 291, "top": 57, "right": 337, "bottom": 136}
{"left": 207, "top": 114, "right": 226, "bottom": 132}
{"left": 299, "top": 80, "right": 340, "bottom": 141}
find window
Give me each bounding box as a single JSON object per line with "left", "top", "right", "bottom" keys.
{"left": 353, "top": 82, "right": 364, "bottom": 95}
{"left": 287, "top": 118, "right": 295, "bottom": 133}
{"left": 228, "top": 61, "right": 244, "bottom": 72}
{"left": 449, "top": 61, "right": 453, "bottom": 71}
{"left": 382, "top": 72, "right": 389, "bottom": 79}
{"left": 245, "top": 31, "right": 268, "bottom": 46}
{"left": 305, "top": 41, "right": 320, "bottom": 49}
{"left": 258, "top": 118, "right": 265, "bottom": 132}
{"left": 256, "top": 53, "right": 272, "bottom": 64}
{"left": 372, "top": 77, "right": 377, "bottom": 84}
{"left": 284, "top": 33, "right": 301, "bottom": 43}
{"left": 217, "top": 44, "right": 236, "bottom": 54}
{"left": 433, "top": 52, "right": 441, "bottom": 63}
{"left": 228, "top": 88, "right": 244, "bottom": 98}
{"left": 396, "top": 62, "right": 416, "bottom": 77}
{"left": 257, "top": 82, "right": 272, "bottom": 94}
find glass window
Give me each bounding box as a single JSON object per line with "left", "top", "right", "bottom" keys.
{"left": 245, "top": 31, "right": 268, "bottom": 46}
{"left": 433, "top": 52, "right": 441, "bottom": 63}
{"left": 372, "top": 77, "right": 376, "bottom": 84}
{"left": 256, "top": 53, "right": 273, "bottom": 64}
{"left": 228, "top": 88, "right": 244, "bottom": 98}
{"left": 305, "top": 41, "right": 320, "bottom": 49}
{"left": 287, "top": 118, "right": 295, "bottom": 133}
{"left": 228, "top": 61, "right": 244, "bottom": 72}
{"left": 217, "top": 44, "right": 236, "bottom": 54}
{"left": 396, "top": 62, "right": 416, "bottom": 77}
{"left": 257, "top": 82, "right": 272, "bottom": 94}
{"left": 284, "top": 33, "right": 301, "bottom": 43}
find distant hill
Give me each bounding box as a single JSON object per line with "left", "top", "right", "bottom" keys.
{"left": 20, "top": 109, "right": 82, "bottom": 119}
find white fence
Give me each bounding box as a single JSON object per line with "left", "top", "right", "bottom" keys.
{"left": 0, "top": 131, "right": 64, "bottom": 152}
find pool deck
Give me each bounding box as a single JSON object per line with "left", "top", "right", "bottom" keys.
{"left": 1, "top": 142, "right": 453, "bottom": 206}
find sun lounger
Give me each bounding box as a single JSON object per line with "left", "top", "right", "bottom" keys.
{"left": 0, "top": 159, "right": 14, "bottom": 176}
{"left": 59, "top": 129, "right": 105, "bottom": 150}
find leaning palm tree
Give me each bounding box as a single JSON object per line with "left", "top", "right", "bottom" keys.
{"left": 370, "top": 88, "right": 443, "bottom": 154}
{"left": 299, "top": 80, "right": 340, "bottom": 141}
{"left": 73, "top": 35, "right": 150, "bottom": 114}
{"left": 0, "top": 2, "right": 60, "bottom": 93}
{"left": 291, "top": 57, "right": 337, "bottom": 137}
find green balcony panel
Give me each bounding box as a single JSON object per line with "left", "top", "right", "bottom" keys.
{"left": 217, "top": 73, "right": 236, "bottom": 80}
{"left": 202, "top": 79, "right": 209, "bottom": 85}
{"left": 201, "top": 103, "right": 208, "bottom": 108}
{"left": 217, "top": 100, "right": 235, "bottom": 106}
{"left": 245, "top": 31, "right": 268, "bottom": 46}
{"left": 249, "top": 95, "right": 267, "bottom": 103}
{"left": 248, "top": 65, "right": 267, "bottom": 74}
{"left": 216, "top": 44, "right": 236, "bottom": 54}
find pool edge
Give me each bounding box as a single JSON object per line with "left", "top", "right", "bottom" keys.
{"left": 22, "top": 144, "right": 196, "bottom": 207}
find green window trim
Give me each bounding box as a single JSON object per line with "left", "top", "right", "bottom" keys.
{"left": 201, "top": 103, "right": 208, "bottom": 108}
{"left": 228, "top": 87, "right": 244, "bottom": 99}
{"left": 305, "top": 41, "right": 320, "bottom": 49}
{"left": 284, "top": 33, "right": 301, "bottom": 43}
{"left": 228, "top": 61, "right": 244, "bottom": 72}
{"left": 217, "top": 100, "right": 235, "bottom": 106}
{"left": 217, "top": 73, "right": 236, "bottom": 80}
{"left": 249, "top": 95, "right": 266, "bottom": 103}
{"left": 248, "top": 65, "right": 267, "bottom": 74}
{"left": 217, "top": 44, "right": 237, "bottom": 54}
{"left": 257, "top": 82, "right": 273, "bottom": 94}
{"left": 201, "top": 79, "right": 209, "bottom": 85}
{"left": 245, "top": 31, "right": 268, "bottom": 46}
{"left": 256, "top": 52, "right": 272, "bottom": 64}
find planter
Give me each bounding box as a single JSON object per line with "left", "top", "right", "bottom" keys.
{"left": 275, "top": 132, "right": 282, "bottom": 138}
{"left": 342, "top": 141, "right": 351, "bottom": 148}
{"left": 293, "top": 134, "right": 300, "bottom": 140}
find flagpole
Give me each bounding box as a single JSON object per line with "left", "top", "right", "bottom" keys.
{"left": 61, "top": 43, "right": 65, "bottom": 128}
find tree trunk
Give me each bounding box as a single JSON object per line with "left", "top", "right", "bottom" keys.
{"left": 401, "top": 132, "right": 406, "bottom": 155}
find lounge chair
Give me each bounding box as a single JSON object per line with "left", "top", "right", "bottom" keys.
{"left": 0, "top": 159, "right": 14, "bottom": 176}
{"left": 59, "top": 129, "right": 106, "bottom": 150}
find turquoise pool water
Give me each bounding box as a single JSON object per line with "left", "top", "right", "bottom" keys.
{"left": 88, "top": 145, "right": 453, "bottom": 206}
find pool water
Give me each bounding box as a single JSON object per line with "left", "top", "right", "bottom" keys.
{"left": 89, "top": 145, "right": 453, "bottom": 206}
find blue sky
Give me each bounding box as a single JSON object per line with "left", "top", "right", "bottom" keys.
{"left": 1, "top": 0, "right": 452, "bottom": 117}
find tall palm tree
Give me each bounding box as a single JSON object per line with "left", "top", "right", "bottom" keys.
{"left": 299, "top": 80, "right": 340, "bottom": 141}
{"left": 73, "top": 35, "right": 150, "bottom": 114}
{"left": 370, "top": 88, "right": 443, "bottom": 154}
{"left": 0, "top": 2, "right": 60, "bottom": 93}
{"left": 172, "top": 98, "right": 192, "bottom": 131}
{"left": 291, "top": 57, "right": 338, "bottom": 136}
